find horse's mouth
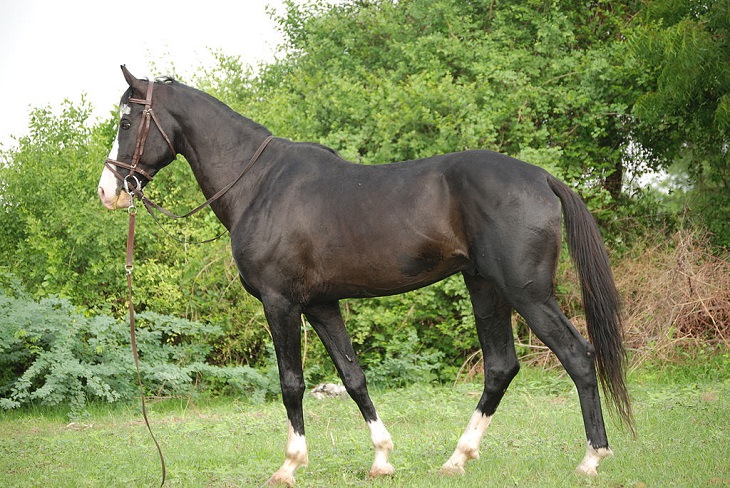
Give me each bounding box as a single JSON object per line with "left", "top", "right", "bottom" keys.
{"left": 98, "top": 186, "right": 132, "bottom": 210}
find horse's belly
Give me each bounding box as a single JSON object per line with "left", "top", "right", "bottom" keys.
{"left": 320, "top": 247, "right": 470, "bottom": 299}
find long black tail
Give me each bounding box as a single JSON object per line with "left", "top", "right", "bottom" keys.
{"left": 548, "top": 175, "right": 634, "bottom": 432}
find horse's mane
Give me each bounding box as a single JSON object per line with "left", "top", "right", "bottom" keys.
{"left": 153, "top": 74, "right": 272, "bottom": 136}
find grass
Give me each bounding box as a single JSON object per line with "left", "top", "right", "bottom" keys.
{"left": 1, "top": 363, "right": 728, "bottom": 487}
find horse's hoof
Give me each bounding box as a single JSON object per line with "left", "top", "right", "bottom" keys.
{"left": 439, "top": 461, "right": 466, "bottom": 476}
{"left": 369, "top": 462, "right": 395, "bottom": 478}
{"left": 265, "top": 473, "right": 295, "bottom": 487}
{"left": 575, "top": 465, "right": 599, "bottom": 476}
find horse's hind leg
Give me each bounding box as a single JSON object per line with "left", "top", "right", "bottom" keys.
{"left": 304, "top": 302, "right": 395, "bottom": 478}
{"left": 441, "top": 273, "right": 519, "bottom": 475}
{"left": 512, "top": 294, "right": 613, "bottom": 475}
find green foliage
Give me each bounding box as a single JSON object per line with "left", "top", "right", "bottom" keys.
{"left": 200, "top": 0, "right": 665, "bottom": 239}
{"left": 0, "top": 282, "right": 277, "bottom": 416}
{"left": 1, "top": 0, "right": 727, "bottom": 406}
{"left": 341, "top": 276, "right": 475, "bottom": 383}
{"left": 219, "top": 0, "right": 644, "bottom": 198}
{"left": 363, "top": 329, "right": 445, "bottom": 388}
{"left": 629, "top": 0, "right": 730, "bottom": 245}
{"left": 0, "top": 99, "right": 123, "bottom": 305}
{"left": 0, "top": 286, "right": 133, "bottom": 413}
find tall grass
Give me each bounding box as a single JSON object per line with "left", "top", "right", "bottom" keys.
{"left": 1, "top": 363, "right": 728, "bottom": 487}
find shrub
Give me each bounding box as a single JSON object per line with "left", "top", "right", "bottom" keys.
{"left": 364, "top": 329, "right": 444, "bottom": 388}
{"left": 616, "top": 229, "right": 730, "bottom": 362}
{"left": 0, "top": 281, "right": 278, "bottom": 416}
{"left": 341, "top": 275, "right": 477, "bottom": 384}
{"left": 0, "top": 291, "right": 133, "bottom": 413}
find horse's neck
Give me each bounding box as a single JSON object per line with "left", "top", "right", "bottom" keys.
{"left": 174, "top": 93, "right": 271, "bottom": 229}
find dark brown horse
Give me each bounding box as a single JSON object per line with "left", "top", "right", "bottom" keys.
{"left": 98, "top": 66, "right": 631, "bottom": 486}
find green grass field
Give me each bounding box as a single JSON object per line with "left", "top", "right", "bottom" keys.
{"left": 1, "top": 364, "right": 728, "bottom": 487}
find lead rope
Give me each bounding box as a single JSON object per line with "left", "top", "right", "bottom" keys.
{"left": 126, "top": 197, "right": 167, "bottom": 487}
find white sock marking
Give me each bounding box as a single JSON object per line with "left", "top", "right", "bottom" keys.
{"left": 368, "top": 417, "right": 395, "bottom": 476}
{"left": 268, "top": 421, "right": 308, "bottom": 486}
{"left": 576, "top": 442, "right": 613, "bottom": 476}
{"left": 441, "top": 411, "right": 492, "bottom": 474}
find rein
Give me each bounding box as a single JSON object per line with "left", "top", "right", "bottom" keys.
{"left": 112, "top": 79, "right": 273, "bottom": 486}
{"left": 124, "top": 201, "right": 166, "bottom": 487}
{"left": 122, "top": 134, "right": 273, "bottom": 245}
{"left": 133, "top": 134, "right": 274, "bottom": 221}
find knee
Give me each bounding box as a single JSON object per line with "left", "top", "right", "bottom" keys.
{"left": 280, "top": 372, "right": 306, "bottom": 403}
{"left": 485, "top": 359, "right": 520, "bottom": 391}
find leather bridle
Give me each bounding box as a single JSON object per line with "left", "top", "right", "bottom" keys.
{"left": 105, "top": 77, "right": 273, "bottom": 221}
{"left": 113, "top": 78, "right": 173, "bottom": 488}
{"left": 105, "top": 79, "right": 176, "bottom": 194}
{"left": 108, "top": 79, "right": 273, "bottom": 487}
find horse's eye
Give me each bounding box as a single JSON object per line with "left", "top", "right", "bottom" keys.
{"left": 121, "top": 120, "right": 132, "bottom": 130}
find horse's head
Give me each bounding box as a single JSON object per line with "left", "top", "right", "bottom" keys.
{"left": 98, "top": 65, "right": 178, "bottom": 209}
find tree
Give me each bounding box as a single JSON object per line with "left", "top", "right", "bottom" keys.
{"left": 630, "top": 0, "right": 730, "bottom": 245}
{"left": 191, "top": 0, "right": 657, "bottom": 371}
{"left": 0, "top": 99, "right": 124, "bottom": 305}
{"left": 201, "top": 0, "right": 646, "bottom": 208}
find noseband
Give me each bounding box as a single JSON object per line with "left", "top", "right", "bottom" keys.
{"left": 105, "top": 79, "right": 176, "bottom": 193}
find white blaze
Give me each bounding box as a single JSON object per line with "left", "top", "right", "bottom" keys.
{"left": 107, "top": 138, "right": 120, "bottom": 162}
{"left": 98, "top": 104, "right": 135, "bottom": 209}
{"left": 97, "top": 137, "right": 121, "bottom": 209}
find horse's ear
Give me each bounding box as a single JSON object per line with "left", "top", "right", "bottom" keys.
{"left": 120, "top": 65, "right": 146, "bottom": 94}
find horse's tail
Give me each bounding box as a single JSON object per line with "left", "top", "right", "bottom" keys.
{"left": 547, "top": 175, "right": 634, "bottom": 432}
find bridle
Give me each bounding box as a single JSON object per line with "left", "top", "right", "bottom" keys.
{"left": 109, "top": 80, "right": 173, "bottom": 488}
{"left": 105, "top": 79, "right": 176, "bottom": 194}
{"left": 107, "top": 78, "right": 273, "bottom": 487}
{"left": 106, "top": 77, "right": 273, "bottom": 222}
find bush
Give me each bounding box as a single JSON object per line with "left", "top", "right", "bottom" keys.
{"left": 0, "top": 290, "right": 134, "bottom": 413}
{"left": 341, "top": 275, "right": 477, "bottom": 384}
{"left": 616, "top": 229, "right": 730, "bottom": 362}
{"left": 364, "top": 329, "right": 444, "bottom": 388}
{"left": 0, "top": 280, "right": 278, "bottom": 416}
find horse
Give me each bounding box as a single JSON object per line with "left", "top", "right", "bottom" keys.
{"left": 98, "top": 66, "right": 632, "bottom": 486}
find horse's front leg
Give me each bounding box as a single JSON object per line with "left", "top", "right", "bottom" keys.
{"left": 305, "top": 302, "right": 395, "bottom": 478}
{"left": 263, "top": 296, "right": 308, "bottom": 487}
